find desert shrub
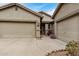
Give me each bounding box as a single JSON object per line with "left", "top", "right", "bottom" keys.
{"left": 65, "top": 40, "right": 79, "bottom": 56}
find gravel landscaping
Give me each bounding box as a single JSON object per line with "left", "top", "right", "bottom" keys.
{"left": 46, "top": 49, "right": 68, "bottom": 56}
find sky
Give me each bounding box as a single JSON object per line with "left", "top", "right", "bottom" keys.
{"left": 0, "top": 3, "right": 58, "bottom": 15}
{"left": 23, "top": 3, "right": 58, "bottom": 15}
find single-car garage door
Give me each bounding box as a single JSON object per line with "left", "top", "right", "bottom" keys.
{"left": 0, "top": 22, "right": 36, "bottom": 38}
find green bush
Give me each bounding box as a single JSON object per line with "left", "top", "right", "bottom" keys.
{"left": 65, "top": 40, "right": 79, "bottom": 56}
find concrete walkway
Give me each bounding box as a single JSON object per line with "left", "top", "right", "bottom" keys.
{"left": 0, "top": 37, "right": 67, "bottom": 56}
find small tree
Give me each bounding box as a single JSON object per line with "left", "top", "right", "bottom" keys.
{"left": 65, "top": 40, "right": 79, "bottom": 56}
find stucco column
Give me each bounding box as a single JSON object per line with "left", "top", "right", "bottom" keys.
{"left": 45, "top": 24, "right": 48, "bottom": 35}
{"left": 54, "top": 21, "right": 57, "bottom": 38}
{"left": 36, "top": 20, "right": 40, "bottom": 38}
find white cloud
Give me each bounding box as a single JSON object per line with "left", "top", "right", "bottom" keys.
{"left": 0, "top": 3, "right": 9, "bottom": 6}
{"left": 45, "top": 9, "right": 55, "bottom": 16}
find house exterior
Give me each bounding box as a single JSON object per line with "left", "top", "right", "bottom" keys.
{"left": 52, "top": 3, "right": 79, "bottom": 42}
{"left": 0, "top": 3, "right": 43, "bottom": 38}
{"left": 39, "top": 11, "right": 54, "bottom": 35}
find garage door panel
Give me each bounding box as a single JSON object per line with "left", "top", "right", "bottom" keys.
{"left": 0, "top": 22, "right": 35, "bottom": 38}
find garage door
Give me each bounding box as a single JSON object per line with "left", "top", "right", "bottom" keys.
{"left": 0, "top": 22, "right": 36, "bottom": 38}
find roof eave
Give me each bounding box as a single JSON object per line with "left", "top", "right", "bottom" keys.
{"left": 15, "top": 3, "right": 43, "bottom": 18}
{"left": 56, "top": 9, "right": 79, "bottom": 23}
{"left": 0, "top": 3, "right": 43, "bottom": 18}
{"left": 52, "top": 3, "right": 63, "bottom": 19}
{"left": 39, "top": 11, "right": 52, "bottom": 17}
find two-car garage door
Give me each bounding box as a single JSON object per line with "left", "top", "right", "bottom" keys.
{"left": 0, "top": 22, "right": 36, "bottom": 38}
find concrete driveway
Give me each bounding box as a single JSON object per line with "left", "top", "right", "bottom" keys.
{"left": 0, "top": 37, "right": 66, "bottom": 56}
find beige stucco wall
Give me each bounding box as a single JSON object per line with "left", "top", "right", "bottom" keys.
{"left": 0, "top": 6, "right": 41, "bottom": 38}
{"left": 0, "top": 6, "right": 40, "bottom": 22}
{"left": 57, "top": 15, "right": 79, "bottom": 42}
{"left": 55, "top": 3, "right": 79, "bottom": 21}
